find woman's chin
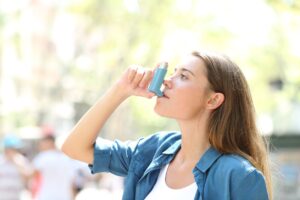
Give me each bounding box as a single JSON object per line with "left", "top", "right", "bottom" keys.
{"left": 154, "top": 106, "right": 172, "bottom": 118}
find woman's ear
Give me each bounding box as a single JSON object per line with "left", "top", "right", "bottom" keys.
{"left": 207, "top": 92, "right": 224, "bottom": 110}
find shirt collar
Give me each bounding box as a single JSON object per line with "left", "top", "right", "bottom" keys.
{"left": 162, "top": 140, "right": 222, "bottom": 173}
{"left": 195, "top": 147, "right": 222, "bottom": 173}
{"left": 162, "top": 140, "right": 181, "bottom": 155}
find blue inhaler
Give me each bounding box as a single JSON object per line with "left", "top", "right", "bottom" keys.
{"left": 148, "top": 62, "right": 168, "bottom": 97}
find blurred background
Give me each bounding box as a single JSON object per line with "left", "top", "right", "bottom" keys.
{"left": 0, "top": 0, "right": 299, "bottom": 199}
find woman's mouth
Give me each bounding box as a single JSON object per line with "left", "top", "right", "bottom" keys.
{"left": 161, "top": 92, "right": 170, "bottom": 99}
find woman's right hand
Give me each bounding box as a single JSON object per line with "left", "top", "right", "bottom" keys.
{"left": 62, "top": 65, "right": 157, "bottom": 164}
{"left": 116, "top": 65, "right": 156, "bottom": 99}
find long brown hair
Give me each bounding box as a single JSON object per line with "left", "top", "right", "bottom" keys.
{"left": 192, "top": 51, "right": 272, "bottom": 198}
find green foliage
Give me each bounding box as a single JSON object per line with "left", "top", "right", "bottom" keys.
{"left": 1, "top": 0, "right": 300, "bottom": 136}
{"left": 267, "top": 0, "right": 300, "bottom": 11}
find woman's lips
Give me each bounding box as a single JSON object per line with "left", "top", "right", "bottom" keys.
{"left": 162, "top": 92, "right": 170, "bottom": 99}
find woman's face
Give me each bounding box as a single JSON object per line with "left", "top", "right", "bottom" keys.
{"left": 154, "top": 55, "right": 212, "bottom": 120}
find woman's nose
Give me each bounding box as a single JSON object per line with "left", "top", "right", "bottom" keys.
{"left": 163, "top": 78, "right": 172, "bottom": 89}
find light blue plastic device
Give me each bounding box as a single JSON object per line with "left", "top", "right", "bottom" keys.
{"left": 148, "top": 62, "right": 168, "bottom": 96}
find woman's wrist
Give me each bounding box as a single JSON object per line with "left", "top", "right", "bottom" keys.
{"left": 110, "top": 81, "right": 131, "bottom": 100}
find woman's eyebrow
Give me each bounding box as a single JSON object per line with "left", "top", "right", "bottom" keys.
{"left": 174, "top": 67, "right": 195, "bottom": 76}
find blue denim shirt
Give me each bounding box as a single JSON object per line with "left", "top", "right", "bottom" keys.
{"left": 89, "top": 131, "right": 269, "bottom": 200}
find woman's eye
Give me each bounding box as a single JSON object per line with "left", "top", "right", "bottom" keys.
{"left": 180, "top": 74, "right": 188, "bottom": 80}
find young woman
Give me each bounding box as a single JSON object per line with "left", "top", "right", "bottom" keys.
{"left": 62, "top": 51, "right": 272, "bottom": 199}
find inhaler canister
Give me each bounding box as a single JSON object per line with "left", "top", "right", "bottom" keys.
{"left": 148, "top": 62, "right": 168, "bottom": 97}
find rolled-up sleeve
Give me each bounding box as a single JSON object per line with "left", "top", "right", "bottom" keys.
{"left": 232, "top": 170, "right": 269, "bottom": 200}
{"left": 88, "top": 137, "right": 140, "bottom": 177}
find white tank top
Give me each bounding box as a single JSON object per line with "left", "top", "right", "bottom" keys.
{"left": 145, "top": 164, "right": 197, "bottom": 200}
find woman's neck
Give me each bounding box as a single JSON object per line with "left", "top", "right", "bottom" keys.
{"left": 176, "top": 117, "right": 211, "bottom": 165}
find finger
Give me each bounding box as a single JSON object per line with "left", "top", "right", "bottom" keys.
{"left": 132, "top": 67, "right": 145, "bottom": 88}
{"left": 135, "top": 88, "right": 156, "bottom": 99}
{"left": 145, "top": 91, "right": 156, "bottom": 99}
{"left": 155, "top": 61, "right": 165, "bottom": 68}
{"left": 151, "top": 61, "right": 167, "bottom": 78}
{"left": 153, "top": 62, "right": 161, "bottom": 73}
{"left": 127, "top": 65, "right": 138, "bottom": 83}
{"left": 138, "top": 69, "right": 153, "bottom": 88}
{"left": 154, "top": 61, "right": 167, "bottom": 70}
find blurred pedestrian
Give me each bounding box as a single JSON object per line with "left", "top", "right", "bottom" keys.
{"left": 32, "top": 134, "right": 76, "bottom": 200}
{"left": 71, "top": 160, "right": 92, "bottom": 198}
{"left": 0, "top": 135, "right": 32, "bottom": 200}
